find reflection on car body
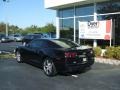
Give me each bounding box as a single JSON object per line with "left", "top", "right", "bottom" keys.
{"left": 15, "top": 39, "right": 94, "bottom": 76}
{"left": 22, "top": 34, "right": 42, "bottom": 45}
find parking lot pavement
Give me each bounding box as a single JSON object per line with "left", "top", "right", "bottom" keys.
{"left": 0, "top": 59, "right": 120, "bottom": 90}
{"left": 0, "top": 42, "right": 22, "bottom": 53}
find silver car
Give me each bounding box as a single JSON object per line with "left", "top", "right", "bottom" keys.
{"left": 9, "top": 34, "right": 23, "bottom": 42}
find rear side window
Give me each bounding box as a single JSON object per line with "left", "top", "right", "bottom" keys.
{"left": 29, "top": 40, "right": 60, "bottom": 48}
{"left": 29, "top": 40, "right": 43, "bottom": 48}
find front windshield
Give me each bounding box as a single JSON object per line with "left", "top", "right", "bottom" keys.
{"left": 52, "top": 39, "right": 80, "bottom": 48}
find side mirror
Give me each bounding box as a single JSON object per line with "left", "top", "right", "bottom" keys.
{"left": 25, "top": 43, "right": 30, "bottom": 47}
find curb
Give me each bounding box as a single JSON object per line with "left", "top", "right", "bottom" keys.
{"left": 0, "top": 51, "right": 11, "bottom": 54}
{"left": 95, "top": 58, "right": 120, "bottom": 66}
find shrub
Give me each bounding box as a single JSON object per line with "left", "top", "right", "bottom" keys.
{"left": 104, "top": 46, "right": 115, "bottom": 59}
{"left": 93, "top": 46, "right": 102, "bottom": 57}
{"left": 114, "top": 46, "right": 120, "bottom": 60}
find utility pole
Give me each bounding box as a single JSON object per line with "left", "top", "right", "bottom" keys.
{"left": 3, "top": 0, "right": 9, "bottom": 37}
{"left": 93, "top": 0, "right": 97, "bottom": 47}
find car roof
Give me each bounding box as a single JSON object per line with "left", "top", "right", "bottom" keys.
{"left": 34, "top": 38, "right": 71, "bottom": 42}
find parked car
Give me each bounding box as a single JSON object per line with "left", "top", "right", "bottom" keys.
{"left": 22, "top": 34, "right": 42, "bottom": 45}
{"left": 9, "top": 34, "right": 23, "bottom": 42}
{"left": 15, "top": 39, "right": 94, "bottom": 76}
{"left": 0, "top": 34, "right": 5, "bottom": 42}
{"left": 42, "top": 33, "right": 56, "bottom": 38}
{"left": 0, "top": 36, "right": 13, "bottom": 43}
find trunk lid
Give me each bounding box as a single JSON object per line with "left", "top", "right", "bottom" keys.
{"left": 64, "top": 46, "right": 94, "bottom": 65}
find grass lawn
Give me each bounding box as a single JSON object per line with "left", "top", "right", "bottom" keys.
{"left": 0, "top": 53, "right": 15, "bottom": 59}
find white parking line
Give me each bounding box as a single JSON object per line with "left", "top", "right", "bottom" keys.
{"left": 72, "top": 75, "right": 78, "bottom": 78}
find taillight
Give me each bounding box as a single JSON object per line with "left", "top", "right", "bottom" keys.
{"left": 65, "top": 52, "right": 77, "bottom": 58}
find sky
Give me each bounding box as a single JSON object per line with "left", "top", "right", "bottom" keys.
{"left": 0, "top": 0, "right": 56, "bottom": 28}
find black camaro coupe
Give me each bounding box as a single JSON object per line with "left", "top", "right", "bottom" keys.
{"left": 15, "top": 39, "right": 94, "bottom": 76}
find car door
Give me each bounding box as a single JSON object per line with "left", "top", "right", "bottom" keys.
{"left": 25, "top": 40, "right": 44, "bottom": 63}
{"left": 25, "top": 41, "right": 38, "bottom": 60}
{"left": 30, "top": 40, "right": 45, "bottom": 64}
{"left": 20, "top": 42, "right": 35, "bottom": 61}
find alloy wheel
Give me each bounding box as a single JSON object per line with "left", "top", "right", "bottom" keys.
{"left": 16, "top": 52, "right": 22, "bottom": 63}
{"left": 43, "top": 58, "right": 56, "bottom": 76}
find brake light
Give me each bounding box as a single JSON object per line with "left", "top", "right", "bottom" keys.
{"left": 65, "top": 52, "right": 77, "bottom": 58}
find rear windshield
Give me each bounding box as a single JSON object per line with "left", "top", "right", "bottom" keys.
{"left": 52, "top": 39, "right": 79, "bottom": 48}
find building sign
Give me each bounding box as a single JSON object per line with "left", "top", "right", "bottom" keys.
{"left": 79, "top": 20, "right": 112, "bottom": 40}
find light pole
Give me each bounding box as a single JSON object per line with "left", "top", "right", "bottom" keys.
{"left": 3, "top": 0, "right": 9, "bottom": 37}
{"left": 93, "top": 0, "right": 97, "bottom": 47}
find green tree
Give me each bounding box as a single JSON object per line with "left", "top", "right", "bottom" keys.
{"left": 0, "top": 23, "right": 56, "bottom": 35}
{"left": 0, "top": 22, "right": 6, "bottom": 33}
{"left": 9, "top": 25, "right": 22, "bottom": 34}
{"left": 23, "top": 25, "right": 41, "bottom": 35}
{"left": 0, "top": 22, "right": 23, "bottom": 35}
{"left": 41, "top": 23, "right": 56, "bottom": 33}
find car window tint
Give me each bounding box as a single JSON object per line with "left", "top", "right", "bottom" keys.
{"left": 52, "top": 39, "right": 79, "bottom": 48}
{"left": 35, "top": 40, "right": 43, "bottom": 47}
{"left": 29, "top": 40, "right": 46, "bottom": 48}
{"left": 36, "top": 40, "right": 49, "bottom": 48}
{"left": 29, "top": 40, "right": 60, "bottom": 48}
{"left": 30, "top": 43, "right": 37, "bottom": 47}
{"left": 29, "top": 40, "right": 41, "bottom": 48}
{"left": 38, "top": 40, "right": 60, "bottom": 48}
{"left": 46, "top": 41, "right": 60, "bottom": 48}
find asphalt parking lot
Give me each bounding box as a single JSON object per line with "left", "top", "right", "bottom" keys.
{"left": 0, "top": 59, "right": 120, "bottom": 90}
{"left": 0, "top": 42, "right": 22, "bottom": 53}
{"left": 0, "top": 42, "right": 120, "bottom": 90}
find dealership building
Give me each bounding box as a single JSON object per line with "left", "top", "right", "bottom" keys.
{"left": 44, "top": 0, "right": 120, "bottom": 47}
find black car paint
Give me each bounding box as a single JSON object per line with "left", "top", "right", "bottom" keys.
{"left": 22, "top": 34, "right": 42, "bottom": 45}
{"left": 15, "top": 39, "right": 94, "bottom": 73}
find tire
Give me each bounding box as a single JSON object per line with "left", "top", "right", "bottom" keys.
{"left": 43, "top": 58, "right": 57, "bottom": 76}
{"left": 16, "top": 51, "right": 23, "bottom": 63}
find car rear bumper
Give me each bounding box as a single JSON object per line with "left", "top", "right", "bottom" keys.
{"left": 54, "top": 57, "right": 94, "bottom": 73}
{"left": 65, "top": 60, "right": 94, "bottom": 72}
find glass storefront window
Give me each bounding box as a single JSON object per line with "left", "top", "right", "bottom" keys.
{"left": 76, "top": 16, "right": 93, "bottom": 30}
{"left": 76, "top": 5, "right": 94, "bottom": 16}
{"left": 58, "top": 1, "right": 120, "bottom": 45}
{"left": 75, "top": 16, "right": 93, "bottom": 45}
{"left": 60, "top": 19, "right": 74, "bottom": 40}
{"left": 97, "top": 1, "right": 120, "bottom": 14}
{"left": 59, "top": 8, "right": 74, "bottom": 18}
{"left": 97, "top": 14, "right": 120, "bottom": 45}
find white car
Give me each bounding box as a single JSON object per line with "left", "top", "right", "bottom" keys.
{"left": 9, "top": 34, "right": 23, "bottom": 42}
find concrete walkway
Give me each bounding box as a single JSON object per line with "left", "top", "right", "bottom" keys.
{"left": 95, "top": 57, "right": 120, "bottom": 66}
